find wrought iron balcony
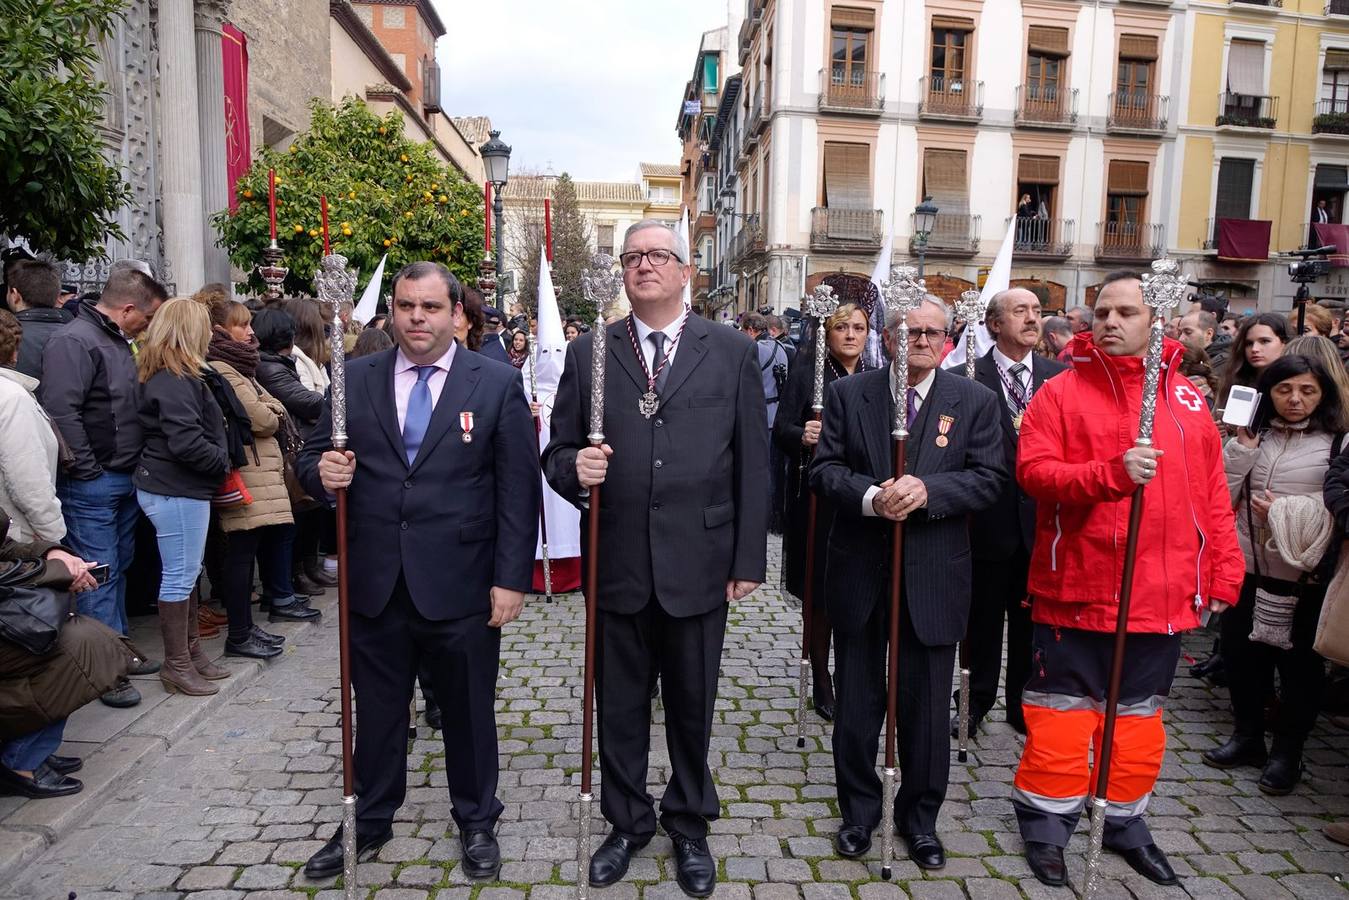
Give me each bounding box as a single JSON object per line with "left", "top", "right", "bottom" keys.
{"left": 1106, "top": 92, "right": 1169, "bottom": 133}
{"left": 818, "top": 69, "right": 885, "bottom": 115}
{"left": 914, "top": 213, "right": 981, "bottom": 257}
{"left": 917, "top": 77, "right": 984, "bottom": 122}
{"left": 729, "top": 215, "right": 765, "bottom": 262}
{"left": 1331, "top": 0, "right": 1349, "bottom": 15}
{"left": 1015, "top": 85, "right": 1079, "bottom": 128}
{"left": 1314, "top": 98, "right": 1349, "bottom": 135}
{"left": 811, "top": 208, "right": 884, "bottom": 251}
{"left": 1231, "top": 0, "right": 1281, "bottom": 7}
{"left": 1095, "top": 222, "right": 1165, "bottom": 262}
{"left": 742, "top": 95, "right": 763, "bottom": 151}
{"left": 1006, "top": 217, "right": 1076, "bottom": 259}
{"left": 1217, "top": 92, "right": 1278, "bottom": 129}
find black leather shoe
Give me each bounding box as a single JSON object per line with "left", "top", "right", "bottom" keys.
{"left": 834, "top": 824, "right": 872, "bottom": 858}
{"left": 1258, "top": 753, "right": 1303, "bottom": 795}
{"left": 1024, "top": 840, "right": 1067, "bottom": 887}
{"left": 269, "top": 600, "right": 321, "bottom": 623}
{"left": 292, "top": 574, "right": 326, "bottom": 597}
{"left": 100, "top": 679, "right": 141, "bottom": 708}
{"left": 0, "top": 762, "right": 82, "bottom": 798}
{"left": 1191, "top": 653, "right": 1224, "bottom": 680}
{"left": 45, "top": 754, "right": 82, "bottom": 775}
{"left": 669, "top": 831, "right": 716, "bottom": 898}
{"left": 901, "top": 832, "right": 945, "bottom": 870}
{"left": 459, "top": 829, "right": 501, "bottom": 880}
{"left": 1203, "top": 734, "right": 1267, "bottom": 769}
{"left": 304, "top": 825, "right": 393, "bottom": 879}
{"left": 588, "top": 831, "right": 650, "bottom": 887}
{"left": 1115, "top": 843, "right": 1177, "bottom": 886}
{"left": 814, "top": 702, "right": 835, "bottom": 723}
{"left": 250, "top": 624, "right": 285, "bottom": 647}
{"left": 425, "top": 699, "right": 442, "bottom": 731}
{"left": 224, "top": 634, "right": 282, "bottom": 659}
{"left": 949, "top": 711, "right": 987, "bottom": 739}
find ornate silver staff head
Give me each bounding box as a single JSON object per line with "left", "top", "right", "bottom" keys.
{"left": 582, "top": 254, "right": 622, "bottom": 446}
{"left": 881, "top": 265, "right": 925, "bottom": 439}
{"left": 805, "top": 284, "right": 840, "bottom": 412}
{"left": 315, "top": 252, "right": 360, "bottom": 449}
{"left": 954, "top": 289, "right": 987, "bottom": 380}
{"left": 1136, "top": 258, "right": 1187, "bottom": 447}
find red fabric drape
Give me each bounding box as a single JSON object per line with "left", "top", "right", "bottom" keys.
{"left": 532, "top": 557, "right": 581, "bottom": 593}
{"left": 222, "top": 23, "right": 251, "bottom": 212}
{"left": 1313, "top": 222, "right": 1349, "bottom": 268}
{"left": 1216, "top": 218, "right": 1271, "bottom": 263}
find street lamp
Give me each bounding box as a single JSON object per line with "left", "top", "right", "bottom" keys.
{"left": 913, "top": 195, "right": 939, "bottom": 278}
{"left": 480, "top": 130, "right": 512, "bottom": 309}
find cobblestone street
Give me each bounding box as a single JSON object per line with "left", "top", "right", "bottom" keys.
{"left": 3, "top": 540, "right": 1348, "bottom": 900}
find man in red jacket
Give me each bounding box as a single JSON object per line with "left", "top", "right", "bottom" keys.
{"left": 1012, "top": 271, "right": 1245, "bottom": 889}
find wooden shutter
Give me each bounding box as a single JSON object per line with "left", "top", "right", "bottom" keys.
{"left": 823, "top": 142, "right": 871, "bottom": 209}
{"left": 1227, "top": 40, "right": 1265, "bottom": 95}
{"left": 1315, "top": 164, "right": 1348, "bottom": 189}
{"left": 1028, "top": 26, "right": 1070, "bottom": 57}
{"left": 1215, "top": 158, "right": 1255, "bottom": 221}
{"left": 831, "top": 6, "right": 874, "bottom": 30}
{"left": 1107, "top": 160, "right": 1150, "bottom": 196}
{"left": 1119, "top": 34, "right": 1158, "bottom": 61}
{"left": 1018, "top": 155, "right": 1060, "bottom": 185}
{"left": 923, "top": 148, "right": 969, "bottom": 214}
{"left": 1326, "top": 49, "right": 1349, "bottom": 71}
{"left": 931, "top": 15, "right": 974, "bottom": 31}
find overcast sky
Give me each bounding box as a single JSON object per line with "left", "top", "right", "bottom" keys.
{"left": 434, "top": 0, "right": 730, "bottom": 183}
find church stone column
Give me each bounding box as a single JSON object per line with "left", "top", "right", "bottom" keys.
{"left": 156, "top": 0, "right": 205, "bottom": 293}
{"left": 195, "top": 0, "right": 231, "bottom": 288}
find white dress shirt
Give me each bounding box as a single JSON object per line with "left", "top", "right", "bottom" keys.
{"left": 631, "top": 306, "right": 690, "bottom": 377}
{"left": 394, "top": 342, "right": 457, "bottom": 431}
{"left": 861, "top": 367, "right": 936, "bottom": 516}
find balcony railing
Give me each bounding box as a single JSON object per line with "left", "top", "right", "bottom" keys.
{"left": 1314, "top": 98, "right": 1349, "bottom": 135}
{"left": 917, "top": 76, "right": 984, "bottom": 121}
{"left": 729, "top": 215, "right": 764, "bottom": 262}
{"left": 742, "top": 94, "right": 764, "bottom": 150}
{"left": 1217, "top": 92, "right": 1278, "bottom": 128}
{"left": 1095, "top": 222, "right": 1165, "bottom": 262}
{"left": 1331, "top": 0, "right": 1349, "bottom": 15}
{"left": 1015, "top": 85, "right": 1079, "bottom": 128}
{"left": 819, "top": 68, "right": 885, "bottom": 115}
{"left": 1231, "top": 0, "right": 1281, "bottom": 7}
{"left": 1007, "top": 217, "right": 1076, "bottom": 258}
{"left": 1107, "top": 92, "right": 1169, "bottom": 133}
{"left": 811, "top": 208, "right": 884, "bottom": 250}
{"left": 915, "top": 213, "right": 982, "bottom": 256}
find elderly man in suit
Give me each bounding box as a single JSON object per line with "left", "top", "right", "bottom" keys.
{"left": 955, "top": 289, "right": 1068, "bottom": 738}
{"left": 543, "top": 220, "right": 769, "bottom": 899}
{"left": 297, "top": 261, "right": 539, "bottom": 882}
{"left": 811, "top": 296, "right": 1006, "bottom": 869}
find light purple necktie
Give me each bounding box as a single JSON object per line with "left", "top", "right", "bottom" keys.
{"left": 906, "top": 387, "right": 918, "bottom": 428}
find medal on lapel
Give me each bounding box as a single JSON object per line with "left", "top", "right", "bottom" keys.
{"left": 936, "top": 414, "right": 954, "bottom": 448}
{"left": 460, "top": 411, "right": 475, "bottom": 443}
{"left": 1012, "top": 412, "right": 1024, "bottom": 432}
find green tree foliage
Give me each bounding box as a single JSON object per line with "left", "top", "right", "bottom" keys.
{"left": 549, "top": 174, "right": 595, "bottom": 322}
{"left": 215, "top": 98, "right": 484, "bottom": 296}
{"left": 0, "top": 0, "right": 131, "bottom": 259}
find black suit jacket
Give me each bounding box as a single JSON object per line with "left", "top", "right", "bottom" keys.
{"left": 297, "top": 346, "right": 540, "bottom": 621}
{"left": 964, "top": 350, "right": 1069, "bottom": 561}
{"left": 542, "top": 313, "right": 770, "bottom": 618}
{"left": 478, "top": 334, "right": 511, "bottom": 365}
{"left": 809, "top": 367, "right": 1007, "bottom": 646}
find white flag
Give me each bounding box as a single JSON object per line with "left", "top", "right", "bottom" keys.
{"left": 352, "top": 253, "right": 388, "bottom": 326}
{"left": 941, "top": 219, "right": 1013, "bottom": 371}
{"left": 863, "top": 220, "right": 894, "bottom": 369}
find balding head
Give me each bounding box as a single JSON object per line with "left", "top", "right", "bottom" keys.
{"left": 986, "top": 288, "right": 1043, "bottom": 357}
{"left": 1178, "top": 310, "right": 1216, "bottom": 352}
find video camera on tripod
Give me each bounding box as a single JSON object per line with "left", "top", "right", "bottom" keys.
{"left": 1288, "top": 245, "right": 1335, "bottom": 334}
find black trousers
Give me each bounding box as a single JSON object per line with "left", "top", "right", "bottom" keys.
{"left": 833, "top": 591, "right": 955, "bottom": 835}
{"left": 962, "top": 549, "right": 1032, "bottom": 726}
{"left": 350, "top": 578, "right": 503, "bottom": 833}
{"left": 596, "top": 598, "right": 727, "bottom": 841}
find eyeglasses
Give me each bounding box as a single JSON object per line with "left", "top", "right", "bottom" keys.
{"left": 619, "top": 249, "right": 683, "bottom": 269}
{"left": 905, "top": 328, "right": 948, "bottom": 345}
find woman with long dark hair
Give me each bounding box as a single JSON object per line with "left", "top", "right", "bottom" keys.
{"left": 1219, "top": 313, "right": 1288, "bottom": 411}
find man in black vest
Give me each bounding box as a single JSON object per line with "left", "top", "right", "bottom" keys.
{"left": 298, "top": 261, "right": 539, "bottom": 881}
{"left": 811, "top": 296, "right": 1006, "bottom": 870}
{"left": 543, "top": 220, "right": 768, "bottom": 899}
{"left": 955, "top": 288, "right": 1067, "bottom": 737}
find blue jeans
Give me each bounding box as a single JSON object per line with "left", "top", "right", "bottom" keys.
{"left": 57, "top": 471, "right": 138, "bottom": 633}
{"left": 136, "top": 491, "right": 210, "bottom": 602}
{"left": 1, "top": 720, "right": 66, "bottom": 772}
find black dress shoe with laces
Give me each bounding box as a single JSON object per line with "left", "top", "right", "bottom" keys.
{"left": 669, "top": 831, "right": 716, "bottom": 898}
{"left": 250, "top": 624, "right": 285, "bottom": 647}
{"left": 304, "top": 825, "right": 393, "bottom": 879}
{"left": 225, "top": 633, "right": 282, "bottom": 659}
{"left": 588, "top": 831, "right": 650, "bottom": 886}
{"left": 460, "top": 828, "right": 502, "bottom": 880}
{"left": 0, "top": 762, "right": 82, "bottom": 798}
{"left": 1024, "top": 840, "right": 1067, "bottom": 886}
{"left": 45, "top": 754, "right": 82, "bottom": 775}
{"left": 1115, "top": 842, "right": 1178, "bottom": 886}
{"left": 269, "top": 599, "right": 321, "bottom": 623}
{"left": 834, "top": 824, "right": 872, "bottom": 858}
{"left": 901, "top": 832, "right": 945, "bottom": 870}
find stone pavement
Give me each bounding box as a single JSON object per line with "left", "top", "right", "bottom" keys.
{"left": 2, "top": 538, "right": 1348, "bottom": 899}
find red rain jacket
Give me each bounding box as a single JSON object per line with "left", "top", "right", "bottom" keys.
{"left": 1017, "top": 331, "right": 1245, "bottom": 635}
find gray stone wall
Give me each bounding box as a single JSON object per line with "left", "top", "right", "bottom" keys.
{"left": 227, "top": 0, "right": 331, "bottom": 150}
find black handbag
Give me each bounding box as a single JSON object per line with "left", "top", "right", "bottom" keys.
{"left": 0, "top": 582, "right": 72, "bottom": 655}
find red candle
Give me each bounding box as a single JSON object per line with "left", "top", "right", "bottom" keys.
{"left": 544, "top": 198, "right": 553, "bottom": 263}
{"left": 268, "top": 168, "right": 277, "bottom": 242}
{"left": 485, "top": 182, "right": 492, "bottom": 252}
{"left": 320, "top": 195, "right": 330, "bottom": 255}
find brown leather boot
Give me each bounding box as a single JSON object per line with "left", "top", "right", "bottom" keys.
{"left": 158, "top": 601, "right": 218, "bottom": 696}
{"left": 187, "top": 593, "right": 230, "bottom": 681}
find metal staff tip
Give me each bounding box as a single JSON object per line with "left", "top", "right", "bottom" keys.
{"left": 881, "top": 266, "right": 925, "bottom": 440}
{"left": 1136, "top": 258, "right": 1186, "bottom": 448}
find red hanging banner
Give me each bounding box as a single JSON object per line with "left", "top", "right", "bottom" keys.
{"left": 222, "top": 23, "right": 251, "bottom": 212}
{"left": 544, "top": 198, "right": 553, "bottom": 262}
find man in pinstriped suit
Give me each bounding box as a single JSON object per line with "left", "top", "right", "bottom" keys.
{"left": 810, "top": 297, "right": 1006, "bottom": 870}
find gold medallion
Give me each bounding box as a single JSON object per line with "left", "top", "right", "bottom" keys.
{"left": 1012, "top": 413, "right": 1023, "bottom": 431}
{"left": 935, "top": 435, "right": 949, "bottom": 448}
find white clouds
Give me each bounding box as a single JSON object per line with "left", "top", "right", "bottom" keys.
{"left": 433, "top": 0, "right": 727, "bottom": 182}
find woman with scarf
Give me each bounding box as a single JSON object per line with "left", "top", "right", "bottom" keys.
{"left": 508, "top": 329, "right": 530, "bottom": 369}
{"left": 772, "top": 302, "right": 869, "bottom": 721}
{"left": 198, "top": 295, "right": 319, "bottom": 663}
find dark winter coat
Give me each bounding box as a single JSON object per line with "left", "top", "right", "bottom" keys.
{"left": 134, "top": 369, "right": 231, "bottom": 501}
{"left": 14, "top": 307, "right": 72, "bottom": 381}
{"left": 256, "top": 350, "right": 324, "bottom": 439}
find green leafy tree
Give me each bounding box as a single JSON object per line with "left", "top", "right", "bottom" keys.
{"left": 215, "top": 97, "right": 484, "bottom": 295}
{"left": 0, "top": 0, "right": 131, "bottom": 259}
{"left": 549, "top": 174, "right": 595, "bottom": 321}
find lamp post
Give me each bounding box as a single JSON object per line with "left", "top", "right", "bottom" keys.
{"left": 480, "top": 130, "right": 512, "bottom": 310}
{"left": 913, "top": 195, "right": 939, "bottom": 278}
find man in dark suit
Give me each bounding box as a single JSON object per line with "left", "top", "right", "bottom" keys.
{"left": 955, "top": 288, "right": 1067, "bottom": 737}
{"left": 479, "top": 305, "right": 512, "bottom": 364}
{"left": 543, "top": 220, "right": 769, "bottom": 899}
{"left": 297, "top": 261, "right": 539, "bottom": 881}
{"left": 811, "top": 296, "right": 1006, "bottom": 870}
